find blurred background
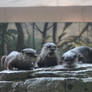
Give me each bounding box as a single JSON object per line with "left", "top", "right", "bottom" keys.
{"left": 0, "top": 22, "right": 92, "bottom": 58}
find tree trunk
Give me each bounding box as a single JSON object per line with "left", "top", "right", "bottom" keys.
{"left": 52, "top": 23, "right": 57, "bottom": 44}
{"left": 1, "top": 23, "right": 8, "bottom": 55}
{"left": 15, "top": 23, "right": 24, "bottom": 51}
{"left": 41, "top": 22, "right": 49, "bottom": 46}
{"left": 32, "top": 23, "right": 35, "bottom": 49}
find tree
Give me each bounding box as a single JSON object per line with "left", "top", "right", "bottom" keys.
{"left": 52, "top": 22, "right": 57, "bottom": 44}
{"left": 30, "top": 22, "right": 49, "bottom": 47}
{"left": 57, "top": 23, "right": 92, "bottom": 54}
{"left": 41, "top": 22, "right": 49, "bottom": 45}
{"left": 15, "top": 23, "right": 24, "bottom": 51}
{"left": 0, "top": 23, "right": 8, "bottom": 55}
{"left": 32, "top": 23, "right": 35, "bottom": 49}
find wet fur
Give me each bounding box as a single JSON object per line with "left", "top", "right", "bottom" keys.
{"left": 36, "top": 43, "right": 59, "bottom": 67}
{"left": 61, "top": 46, "right": 92, "bottom": 67}
{"left": 1, "top": 51, "right": 36, "bottom": 70}
{"left": 1, "top": 55, "right": 7, "bottom": 69}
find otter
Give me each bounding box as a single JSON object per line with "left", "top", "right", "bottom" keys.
{"left": 1, "top": 48, "right": 37, "bottom": 70}
{"left": 61, "top": 46, "right": 92, "bottom": 67}
{"left": 36, "top": 42, "right": 59, "bottom": 68}
{"left": 1, "top": 55, "right": 7, "bottom": 70}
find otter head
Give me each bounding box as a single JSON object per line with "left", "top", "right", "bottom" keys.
{"left": 42, "top": 43, "right": 57, "bottom": 57}
{"left": 22, "top": 48, "right": 37, "bottom": 57}
{"left": 21, "top": 48, "right": 37, "bottom": 62}
{"left": 61, "top": 51, "right": 78, "bottom": 68}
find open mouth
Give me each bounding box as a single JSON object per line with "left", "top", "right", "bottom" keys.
{"left": 67, "top": 61, "right": 74, "bottom": 65}
{"left": 64, "top": 60, "right": 76, "bottom": 68}
{"left": 49, "top": 51, "right": 55, "bottom": 55}
{"left": 65, "top": 60, "right": 77, "bottom": 67}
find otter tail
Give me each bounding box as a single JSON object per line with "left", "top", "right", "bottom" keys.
{"left": 1, "top": 56, "right": 7, "bottom": 70}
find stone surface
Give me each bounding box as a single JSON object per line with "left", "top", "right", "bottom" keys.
{"left": 0, "top": 64, "right": 92, "bottom": 92}
{"left": 0, "top": 70, "right": 32, "bottom": 81}
{"left": 25, "top": 77, "right": 92, "bottom": 92}
{"left": 0, "top": 81, "right": 13, "bottom": 92}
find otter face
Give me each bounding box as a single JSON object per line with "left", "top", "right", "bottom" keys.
{"left": 21, "top": 48, "right": 37, "bottom": 57}
{"left": 36, "top": 43, "right": 58, "bottom": 68}
{"left": 61, "top": 51, "right": 78, "bottom": 67}
{"left": 43, "top": 43, "right": 57, "bottom": 56}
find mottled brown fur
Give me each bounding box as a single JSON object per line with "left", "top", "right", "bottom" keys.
{"left": 1, "top": 49, "right": 37, "bottom": 70}
{"left": 1, "top": 55, "right": 7, "bottom": 69}
{"left": 61, "top": 46, "right": 92, "bottom": 68}
{"left": 36, "top": 43, "right": 59, "bottom": 68}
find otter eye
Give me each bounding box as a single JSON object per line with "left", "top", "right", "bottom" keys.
{"left": 47, "top": 45, "right": 51, "bottom": 48}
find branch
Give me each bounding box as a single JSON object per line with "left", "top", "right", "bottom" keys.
{"left": 32, "top": 23, "right": 43, "bottom": 33}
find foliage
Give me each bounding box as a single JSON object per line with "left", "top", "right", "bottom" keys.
{"left": 24, "top": 33, "right": 41, "bottom": 52}
{"left": 4, "top": 29, "right": 18, "bottom": 54}
{"left": 57, "top": 23, "right": 92, "bottom": 55}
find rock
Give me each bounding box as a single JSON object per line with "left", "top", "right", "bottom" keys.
{"left": 30, "top": 64, "right": 92, "bottom": 78}
{"left": 25, "top": 77, "right": 92, "bottom": 92}
{"left": 0, "top": 70, "right": 32, "bottom": 81}
{"left": 0, "top": 64, "right": 92, "bottom": 92}
{"left": 12, "top": 81, "right": 27, "bottom": 92}
{"left": 0, "top": 81, "right": 13, "bottom": 92}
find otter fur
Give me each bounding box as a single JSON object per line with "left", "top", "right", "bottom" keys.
{"left": 1, "top": 55, "right": 7, "bottom": 69}
{"left": 61, "top": 46, "right": 92, "bottom": 67}
{"left": 36, "top": 43, "right": 59, "bottom": 67}
{"left": 1, "top": 48, "right": 37, "bottom": 70}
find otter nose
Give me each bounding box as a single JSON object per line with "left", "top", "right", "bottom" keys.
{"left": 64, "top": 56, "right": 75, "bottom": 61}
{"left": 50, "top": 48, "right": 55, "bottom": 52}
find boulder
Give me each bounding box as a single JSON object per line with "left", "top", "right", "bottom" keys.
{"left": 0, "top": 70, "right": 32, "bottom": 81}
{"left": 0, "top": 64, "right": 92, "bottom": 92}
{"left": 0, "top": 81, "right": 13, "bottom": 92}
